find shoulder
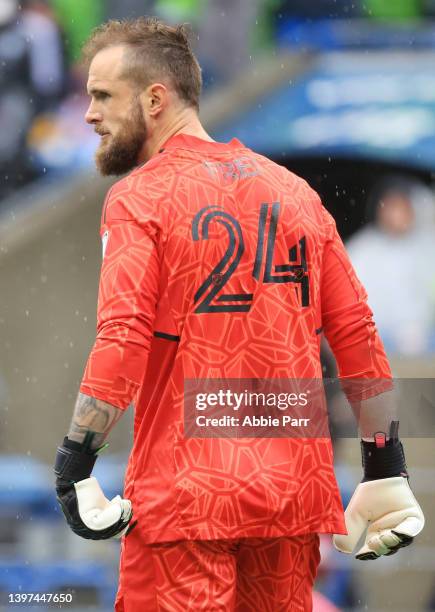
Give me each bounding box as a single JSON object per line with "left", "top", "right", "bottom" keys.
{"left": 249, "top": 150, "right": 321, "bottom": 199}
{"left": 102, "top": 158, "right": 169, "bottom": 227}
{"left": 248, "top": 151, "right": 330, "bottom": 232}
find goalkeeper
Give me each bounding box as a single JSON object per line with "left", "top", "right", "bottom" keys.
{"left": 54, "top": 16, "right": 424, "bottom": 611}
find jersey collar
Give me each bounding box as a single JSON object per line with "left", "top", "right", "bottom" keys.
{"left": 159, "top": 132, "right": 244, "bottom": 154}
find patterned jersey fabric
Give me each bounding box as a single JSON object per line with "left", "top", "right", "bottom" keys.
{"left": 115, "top": 529, "right": 320, "bottom": 611}
{"left": 80, "top": 133, "right": 392, "bottom": 543}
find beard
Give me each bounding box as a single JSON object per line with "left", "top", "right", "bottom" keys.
{"left": 95, "top": 100, "right": 147, "bottom": 176}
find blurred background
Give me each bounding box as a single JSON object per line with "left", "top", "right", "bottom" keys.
{"left": 1, "top": 0, "right": 435, "bottom": 610}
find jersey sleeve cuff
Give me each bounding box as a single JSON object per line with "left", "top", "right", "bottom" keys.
{"left": 78, "top": 382, "right": 136, "bottom": 411}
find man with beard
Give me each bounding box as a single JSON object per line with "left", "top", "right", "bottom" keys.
{"left": 53, "top": 17, "right": 424, "bottom": 612}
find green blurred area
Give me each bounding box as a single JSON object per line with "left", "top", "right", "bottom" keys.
{"left": 50, "top": 0, "right": 104, "bottom": 62}
{"left": 363, "top": 0, "right": 422, "bottom": 19}
{"left": 155, "top": 0, "right": 203, "bottom": 22}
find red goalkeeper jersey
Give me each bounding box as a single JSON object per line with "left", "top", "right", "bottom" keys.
{"left": 80, "top": 133, "right": 392, "bottom": 543}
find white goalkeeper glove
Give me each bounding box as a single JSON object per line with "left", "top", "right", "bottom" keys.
{"left": 73, "top": 477, "right": 133, "bottom": 538}
{"left": 333, "top": 423, "right": 424, "bottom": 560}
{"left": 54, "top": 435, "right": 134, "bottom": 540}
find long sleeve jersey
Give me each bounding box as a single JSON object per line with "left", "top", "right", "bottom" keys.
{"left": 80, "top": 133, "right": 392, "bottom": 543}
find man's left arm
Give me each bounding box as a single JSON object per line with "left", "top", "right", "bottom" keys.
{"left": 54, "top": 208, "right": 161, "bottom": 540}
{"left": 318, "top": 204, "right": 425, "bottom": 559}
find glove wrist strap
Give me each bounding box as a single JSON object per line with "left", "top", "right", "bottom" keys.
{"left": 54, "top": 434, "right": 98, "bottom": 483}
{"left": 361, "top": 421, "right": 408, "bottom": 481}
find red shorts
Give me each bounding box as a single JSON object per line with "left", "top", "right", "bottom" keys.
{"left": 115, "top": 530, "right": 320, "bottom": 611}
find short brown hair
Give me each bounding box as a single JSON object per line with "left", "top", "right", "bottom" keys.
{"left": 82, "top": 17, "right": 202, "bottom": 110}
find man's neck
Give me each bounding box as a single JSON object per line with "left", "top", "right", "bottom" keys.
{"left": 139, "top": 108, "right": 214, "bottom": 163}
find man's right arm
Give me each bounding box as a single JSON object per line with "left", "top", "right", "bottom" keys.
{"left": 55, "top": 188, "right": 161, "bottom": 540}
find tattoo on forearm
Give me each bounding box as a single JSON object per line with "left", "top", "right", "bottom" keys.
{"left": 68, "top": 393, "right": 123, "bottom": 449}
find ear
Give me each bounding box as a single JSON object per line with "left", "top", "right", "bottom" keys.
{"left": 142, "top": 83, "right": 167, "bottom": 117}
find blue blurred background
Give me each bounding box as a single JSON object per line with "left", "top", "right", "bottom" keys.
{"left": 1, "top": 0, "right": 435, "bottom": 610}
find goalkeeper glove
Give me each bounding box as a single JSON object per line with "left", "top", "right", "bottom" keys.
{"left": 333, "top": 422, "right": 424, "bottom": 560}
{"left": 54, "top": 433, "right": 133, "bottom": 540}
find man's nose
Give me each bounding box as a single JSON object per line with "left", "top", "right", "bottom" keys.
{"left": 85, "top": 101, "right": 102, "bottom": 124}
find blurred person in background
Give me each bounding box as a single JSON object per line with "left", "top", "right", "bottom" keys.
{"left": 346, "top": 176, "right": 435, "bottom": 355}
{"left": 0, "top": 0, "right": 34, "bottom": 200}
{"left": 18, "top": 0, "right": 66, "bottom": 112}
{"left": 24, "top": 0, "right": 106, "bottom": 177}
{"left": 0, "top": 0, "right": 66, "bottom": 201}
{"left": 52, "top": 16, "right": 424, "bottom": 612}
